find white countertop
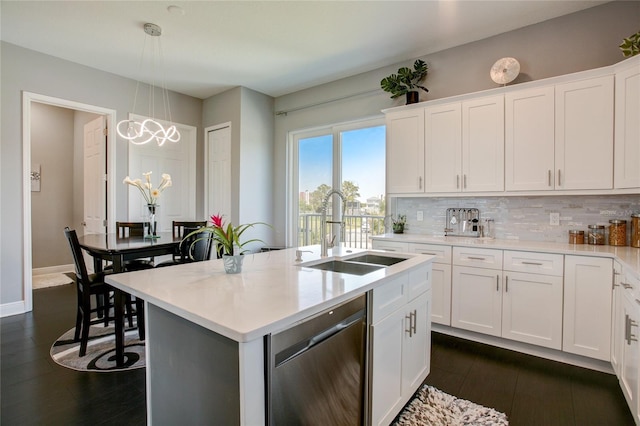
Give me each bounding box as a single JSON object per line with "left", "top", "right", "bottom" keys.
{"left": 105, "top": 246, "right": 433, "bottom": 343}
{"left": 372, "top": 234, "right": 640, "bottom": 277}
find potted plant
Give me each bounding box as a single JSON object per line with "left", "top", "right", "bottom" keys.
{"left": 380, "top": 59, "right": 429, "bottom": 104}
{"left": 184, "top": 214, "right": 270, "bottom": 273}
{"left": 392, "top": 214, "right": 407, "bottom": 234}
{"left": 620, "top": 31, "right": 640, "bottom": 57}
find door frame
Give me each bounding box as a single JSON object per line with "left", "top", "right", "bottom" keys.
{"left": 22, "top": 91, "right": 116, "bottom": 312}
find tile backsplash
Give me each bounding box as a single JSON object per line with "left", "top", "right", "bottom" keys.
{"left": 392, "top": 195, "right": 639, "bottom": 243}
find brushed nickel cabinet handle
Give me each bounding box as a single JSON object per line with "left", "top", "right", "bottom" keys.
{"left": 522, "top": 261, "right": 543, "bottom": 266}
{"left": 505, "top": 275, "right": 509, "bottom": 293}
{"left": 548, "top": 170, "right": 552, "bottom": 187}
{"left": 464, "top": 174, "right": 467, "bottom": 189}
{"left": 419, "top": 176, "right": 423, "bottom": 190}
{"left": 468, "top": 256, "right": 486, "bottom": 261}
{"left": 411, "top": 310, "right": 417, "bottom": 334}
{"left": 405, "top": 314, "right": 413, "bottom": 337}
{"left": 456, "top": 175, "right": 460, "bottom": 189}
{"left": 557, "top": 169, "right": 562, "bottom": 186}
{"left": 496, "top": 275, "right": 500, "bottom": 292}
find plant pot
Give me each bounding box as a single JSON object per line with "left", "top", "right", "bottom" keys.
{"left": 405, "top": 92, "right": 419, "bottom": 105}
{"left": 222, "top": 254, "right": 244, "bottom": 274}
{"left": 393, "top": 225, "right": 404, "bottom": 234}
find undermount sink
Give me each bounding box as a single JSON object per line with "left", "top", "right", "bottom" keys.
{"left": 344, "top": 254, "right": 406, "bottom": 266}
{"left": 304, "top": 260, "right": 384, "bottom": 276}
{"left": 301, "top": 253, "right": 409, "bottom": 276}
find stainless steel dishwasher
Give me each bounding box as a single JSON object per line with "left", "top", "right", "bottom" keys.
{"left": 267, "top": 294, "right": 367, "bottom": 425}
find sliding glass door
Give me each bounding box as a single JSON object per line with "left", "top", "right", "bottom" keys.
{"left": 290, "top": 118, "right": 386, "bottom": 248}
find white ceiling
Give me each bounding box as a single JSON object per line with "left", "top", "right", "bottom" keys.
{"left": 1, "top": 1, "right": 609, "bottom": 99}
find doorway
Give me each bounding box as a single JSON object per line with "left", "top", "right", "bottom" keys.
{"left": 22, "top": 92, "right": 116, "bottom": 312}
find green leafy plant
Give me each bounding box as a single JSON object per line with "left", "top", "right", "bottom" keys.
{"left": 620, "top": 31, "right": 640, "bottom": 57}
{"left": 392, "top": 214, "right": 407, "bottom": 232}
{"left": 380, "top": 60, "right": 429, "bottom": 99}
{"left": 183, "top": 213, "right": 270, "bottom": 257}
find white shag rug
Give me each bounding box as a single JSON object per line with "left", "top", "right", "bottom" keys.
{"left": 394, "top": 385, "right": 509, "bottom": 426}
{"left": 33, "top": 272, "right": 73, "bottom": 289}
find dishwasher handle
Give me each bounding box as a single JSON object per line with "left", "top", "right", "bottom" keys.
{"left": 274, "top": 309, "right": 365, "bottom": 367}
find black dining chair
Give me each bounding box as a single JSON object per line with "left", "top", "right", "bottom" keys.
{"left": 64, "top": 227, "right": 118, "bottom": 356}
{"left": 172, "top": 220, "right": 207, "bottom": 239}
{"left": 155, "top": 227, "right": 213, "bottom": 267}
{"left": 114, "top": 221, "right": 156, "bottom": 270}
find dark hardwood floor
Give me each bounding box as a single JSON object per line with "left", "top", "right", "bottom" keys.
{"left": 1, "top": 283, "right": 634, "bottom": 425}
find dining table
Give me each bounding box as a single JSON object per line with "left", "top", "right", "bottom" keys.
{"left": 77, "top": 231, "right": 181, "bottom": 367}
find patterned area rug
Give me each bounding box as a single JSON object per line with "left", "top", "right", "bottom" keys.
{"left": 394, "top": 385, "right": 509, "bottom": 426}
{"left": 50, "top": 323, "right": 145, "bottom": 372}
{"left": 32, "top": 272, "right": 73, "bottom": 289}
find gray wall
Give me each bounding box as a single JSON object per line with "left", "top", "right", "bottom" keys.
{"left": 202, "top": 86, "right": 276, "bottom": 248}
{"left": 272, "top": 0, "right": 640, "bottom": 246}
{"left": 1, "top": 42, "right": 202, "bottom": 305}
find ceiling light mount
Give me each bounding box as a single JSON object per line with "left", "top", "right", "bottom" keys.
{"left": 144, "top": 23, "right": 162, "bottom": 37}
{"left": 117, "top": 23, "right": 180, "bottom": 147}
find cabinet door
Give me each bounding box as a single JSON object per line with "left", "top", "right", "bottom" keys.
{"left": 452, "top": 266, "right": 503, "bottom": 336}
{"left": 462, "top": 95, "right": 505, "bottom": 192}
{"left": 555, "top": 75, "right": 614, "bottom": 190}
{"left": 563, "top": 255, "right": 613, "bottom": 361}
{"left": 425, "top": 102, "right": 462, "bottom": 192}
{"left": 614, "top": 62, "right": 640, "bottom": 189}
{"left": 502, "top": 271, "right": 563, "bottom": 349}
{"left": 402, "top": 292, "right": 431, "bottom": 397}
{"left": 430, "top": 262, "right": 452, "bottom": 326}
{"left": 370, "top": 308, "right": 404, "bottom": 426}
{"left": 505, "top": 86, "right": 555, "bottom": 191}
{"left": 620, "top": 290, "right": 639, "bottom": 422}
{"left": 611, "top": 262, "right": 624, "bottom": 376}
{"left": 386, "top": 109, "right": 425, "bottom": 194}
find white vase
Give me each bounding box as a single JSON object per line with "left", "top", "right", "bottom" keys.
{"left": 222, "top": 254, "right": 244, "bottom": 274}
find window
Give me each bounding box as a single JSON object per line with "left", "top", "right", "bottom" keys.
{"left": 288, "top": 118, "right": 386, "bottom": 248}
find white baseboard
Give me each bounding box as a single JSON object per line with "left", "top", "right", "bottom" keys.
{"left": 0, "top": 300, "right": 26, "bottom": 318}
{"left": 32, "top": 264, "right": 74, "bottom": 276}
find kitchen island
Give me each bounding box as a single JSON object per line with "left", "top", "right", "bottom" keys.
{"left": 105, "top": 246, "right": 434, "bottom": 425}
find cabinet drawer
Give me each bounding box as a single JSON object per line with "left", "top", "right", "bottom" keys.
{"left": 371, "top": 274, "right": 408, "bottom": 323}
{"left": 409, "top": 243, "right": 451, "bottom": 264}
{"left": 372, "top": 240, "right": 409, "bottom": 253}
{"left": 453, "top": 247, "right": 503, "bottom": 270}
{"left": 504, "top": 250, "right": 564, "bottom": 276}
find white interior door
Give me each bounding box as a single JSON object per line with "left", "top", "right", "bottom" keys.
{"left": 127, "top": 116, "right": 197, "bottom": 231}
{"left": 206, "top": 124, "right": 231, "bottom": 221}
{"left": 83, "top": 116, "right": 106, "bottom": 234}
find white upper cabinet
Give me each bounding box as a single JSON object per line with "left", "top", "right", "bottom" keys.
{"left": 614, "top": 59, "right": 640, "bottom": 189}
{"left": 424, "top": 102, "right": 462, "bottom": 192}
{"left": 462, "top": 95, "right": 505, "bottom": 192}
{"left": 386, "top": 109, "right": 425, "bottom": 193}
{"left": 505, "top": 86, "right": 555, "bottom": 191}
{"left": 555, "top": 75, "right": 614, "bottom": 190}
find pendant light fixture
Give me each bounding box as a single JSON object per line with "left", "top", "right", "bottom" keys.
{"left": 117, "top": 23, "right": 180, "bottom": 146}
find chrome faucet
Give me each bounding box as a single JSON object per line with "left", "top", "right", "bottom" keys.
{"left": 320, "top": 189, "right": 347, "bottom": 257}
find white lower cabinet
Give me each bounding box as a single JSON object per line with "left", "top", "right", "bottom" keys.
{"left": 452, "top": 248, "right": 564, "bottom": 350}
{"left": 502, "top": 251, "right": 564, "bottom": 350}
{"left": 615, "top": 268, "right": 640, "bottom": 424}
{"left": 563, "top": 255, "right": 613, "bottom": 361}
{"left": 370, "top": 264, "right": 432, "bottom": 426}
{"left": 452, "top": 265, "right": 503, "bottom": 336}
{"left": 409, "top": 243, "right": 452, "bottom": 326}
{"left": 621, "top": 288, "right": 640, "bottom": 424}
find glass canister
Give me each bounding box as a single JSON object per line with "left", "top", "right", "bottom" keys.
{"left": 608, "top": 219, "right": 627, "bottom": 246}
{"left": 587, "top": 225, "right": 605, "bottom": 245}
{"left": 568, "top": 230, "right": 584, "bottom": 244}
{"left": 631, "top": 213, "right": 640, "bottom": 248}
